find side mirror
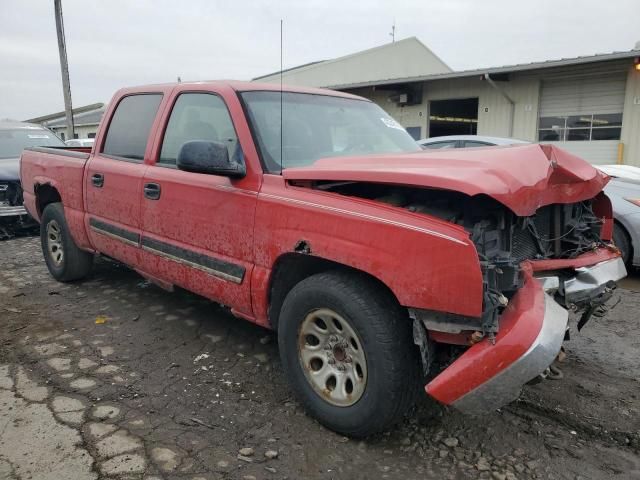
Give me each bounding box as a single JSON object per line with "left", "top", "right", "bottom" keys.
{"left": 176, "top": 140, "right": 245, "bottom": 178}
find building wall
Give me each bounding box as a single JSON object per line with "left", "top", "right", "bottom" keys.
{"left": 349, "top": 74, "right": 541, "bottom": 142}
{"left": 621, "top": 65, "right": 640, "bottom": 166}
{"left": 50, "top": 124, "right": 98, "bottom": 141}
{"left": 350, "top": 59, "right": 640, "bottom": 166}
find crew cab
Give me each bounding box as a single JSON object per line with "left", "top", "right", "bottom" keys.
{"left": 20, "top": 81, "right": 626, "bottom": 437}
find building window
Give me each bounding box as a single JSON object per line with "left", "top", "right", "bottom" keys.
{"left": 88, "top": 132, "right": 96, "bottom": 139}
{"left": 538, "top": 113, "right": 622, "bottom": 141}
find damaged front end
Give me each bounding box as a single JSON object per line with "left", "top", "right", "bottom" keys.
{"left": 467, "top": 193, "right": 621, "bottom": 337}
{"left": 418, "top": 193, "right": 627, "bottom": 413}
{"left": 317, "top": 180, "right": 626, "bottom": 413}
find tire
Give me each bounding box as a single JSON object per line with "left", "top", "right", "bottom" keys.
{"left": 613, "top": 223, "right": 632, "bottom": 265}
{"left": 278, "top": 270, "right": 420, "bottom": 437}
{"left": 40, "top": 203, "right": 93, "bottom": 282}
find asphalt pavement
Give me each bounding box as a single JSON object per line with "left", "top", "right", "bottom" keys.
{"left": 1, "top": 236, "right": 639, "bottom": 479}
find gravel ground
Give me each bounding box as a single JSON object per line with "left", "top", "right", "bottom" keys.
{"left": 0, "top": 235, "right": 639, "bottom": 480}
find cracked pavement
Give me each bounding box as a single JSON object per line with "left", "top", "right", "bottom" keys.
{"left": 1, "top": 236, "right": 639, "bottom": 479}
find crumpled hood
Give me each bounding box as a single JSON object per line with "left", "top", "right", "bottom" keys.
{"left": 0, "top": 157, "right": 20, "bottom": 181}
{"left": 282, "top": 144, "right": 609, "bottom": 216}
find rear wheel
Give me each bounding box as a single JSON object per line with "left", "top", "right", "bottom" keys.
{"left": 40, "top": 203, "right": 93, "bottom": 282}
{"left": 613, "top": 223, "right": 632, "bottom": 265}
{"left": 278, "top": 270, "right": 420, "bottom": 437}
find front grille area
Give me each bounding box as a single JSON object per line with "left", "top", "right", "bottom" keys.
{"left": 0, "top": 181, "right": 23, "bottom": 206}
{"left": 511, "top": 201, "right": 603, "bottom": 262}
{"left": 512, "top": 226, "right": 540, "bottom": 261}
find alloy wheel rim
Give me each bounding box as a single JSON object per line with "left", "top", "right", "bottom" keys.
{"left": 298, "top": 308, "right": 367, "bottom": 407}
{"left": 46, "top": 220, "right": 63, "bottom": 266}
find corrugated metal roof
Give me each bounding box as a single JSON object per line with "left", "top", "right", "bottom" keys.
{"left": 44, "top": 107, "right": 105, "bottom": 128}
{"left": 25, "top": 103, "right": 105, "bottom": 124}
{"left": 325, "top": 49, "right": 640, "bottom": 90}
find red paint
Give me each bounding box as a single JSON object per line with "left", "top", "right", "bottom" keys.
{"left": 255, "top": 174, "right": 484, "bottom": 317}
{"left": 428, "top": 331, "right": 472, "bottom": 346}
{"left": 426, "top": 266, "right": 544, "bottom": 404}
{"left": 592, "top": 191, "right": 613, "bottom": 241}
{"left": 284, "top": 143, "right": 609, "bottom": 217}
{"left": 19, "top": 80, "right": 615, "bottom": 345}
{"left": 528, "top": 247, "right": 619, "bottom": 272}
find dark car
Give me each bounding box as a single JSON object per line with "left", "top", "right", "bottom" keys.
{"left": 0, "top": 121, "right": 65, "bottom": 236}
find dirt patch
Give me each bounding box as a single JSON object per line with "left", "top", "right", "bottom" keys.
{"left": 1, "top": 236, "right": 639, "bottom": 479}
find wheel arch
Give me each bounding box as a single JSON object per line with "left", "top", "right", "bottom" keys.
{"left": 267, "top": 252, "right": 402, "bottom": 331}
{"left": 34, "top": 183, "right": 62, "bottom": 217}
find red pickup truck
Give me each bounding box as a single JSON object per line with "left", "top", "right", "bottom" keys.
{"left": 20, "top": 81, "right": 626, "bottom": 436}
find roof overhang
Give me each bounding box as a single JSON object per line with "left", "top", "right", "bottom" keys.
{"left": 329, "top": 49, "right": 640, "bottom": 90}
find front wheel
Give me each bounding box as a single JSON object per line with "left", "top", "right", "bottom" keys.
{"left": 40, "top": 203, "right": 93, "bottom": 282}
{"left": 278, "top": 270, "right": 420, "bottom": 437}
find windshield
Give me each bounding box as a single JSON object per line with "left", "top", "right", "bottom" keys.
{"left": 241, "top": 91, "right": 421, "bottom": 173}
{"left": 0, "top": 127, "right": 65, "bottom": 159}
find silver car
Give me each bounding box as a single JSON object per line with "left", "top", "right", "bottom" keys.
{"left": 595, "top": 167, "right": 640, "bottom": 267}
{"left": 416, "top": 135, "right": 639, "bottom": 267}
{"left": 418, "top": 135, "right": 528, "bottom": 150}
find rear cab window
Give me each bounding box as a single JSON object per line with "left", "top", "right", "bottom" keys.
{"left": 102, "top": 94, "right": 163, "bottom": 161}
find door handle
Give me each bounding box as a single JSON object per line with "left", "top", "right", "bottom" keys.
{"left": 144, "top": 182, "right": 161, "bottom": 200}
{"left": 91, "top": 173, "right": 104, "bottom": 188}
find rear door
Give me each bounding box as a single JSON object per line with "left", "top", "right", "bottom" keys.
{"left": 139, "top": 87, "right": 260, "bottom": 318}
{"left": 84, "top": 93, "right": 164, "bottom": 267}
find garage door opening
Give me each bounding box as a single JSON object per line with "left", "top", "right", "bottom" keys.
{"left": 428, "top": 98, "right": 478, "bottom": 137}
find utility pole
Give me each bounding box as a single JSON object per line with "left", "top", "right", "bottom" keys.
{"left": 54, "top": 0, "right": 74, "bottom": 140}
{"left": 389, "top": 21, "right": 396, "bottom": 42}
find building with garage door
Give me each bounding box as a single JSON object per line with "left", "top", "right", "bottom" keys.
{"left": 255, "top": 38, "right": 640, "bottom": 166}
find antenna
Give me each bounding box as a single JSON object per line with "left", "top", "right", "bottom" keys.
{"left": 389, "top": 20, "right": 396, "bottom": 42}
{"left": 280, "top": 19, "right": 284, "bottom": 170}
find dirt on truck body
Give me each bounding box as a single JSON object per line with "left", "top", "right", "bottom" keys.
{"left": 19, "top": 80, "right": 626, "bottom": 437}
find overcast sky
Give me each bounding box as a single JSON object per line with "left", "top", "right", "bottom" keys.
{"left": 1, "top": 0, "right": 639, "bottom": 120}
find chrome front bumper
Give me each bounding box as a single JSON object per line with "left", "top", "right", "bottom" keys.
{"left": 563, "top": 257, "right": 627, "bottom": 304}
{"left": 426, "top": 255, "right": 626, "bottom": 415}
{"left": 0, "top": 204, "right": 27, "bottom": 218}
{"left": 452, "top": 293, "right": 568, "bottom": 414}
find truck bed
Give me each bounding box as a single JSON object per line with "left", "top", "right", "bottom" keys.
{"left": 20, "top": 146, "right": 92, "bottom": 224}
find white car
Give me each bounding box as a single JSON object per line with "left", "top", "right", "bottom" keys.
{"left": 417, "top": 135, "right": 640, "bottom": 267}
{"left": 418, "top": 135, "right": 528, "bottom": 150}
{"left": 596, "top": 164, "right": 640, "bottom": 183}
{"left": 65, "top": 138, "right": 95, "bottom": 148}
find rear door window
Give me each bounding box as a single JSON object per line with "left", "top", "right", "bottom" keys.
{"left": 102, "top": 94, "right": 162, "bottom": 161}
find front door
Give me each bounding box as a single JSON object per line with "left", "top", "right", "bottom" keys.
{"left": 139, "top": 91, "right": 258, "bottom": 318}
{"left": 85, "top": 93, "right": 164, "bottom": 267}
